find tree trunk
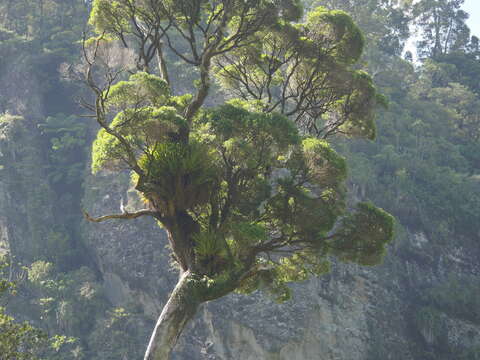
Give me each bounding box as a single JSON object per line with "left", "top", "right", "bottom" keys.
{"left": 156, "top": 42, "right": 170, "bottom": 86}
{"left": 144, "top": 270, "right": 202, "bottom": 360}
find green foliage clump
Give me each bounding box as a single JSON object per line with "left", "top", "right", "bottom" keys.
{"left": 0, "top": 312, "right": 46, "bottom": 360}
{"left": 88, "top": 0, "right": 131, "bottom": 38}
{"left": 306, "top": 6, "right": 364, "bottom": 64}
{"left": 204, "top": 101, "right": 300, "bottom": 152}
{"left": 84, "top": 6, "right": 395, "bottom": 357}
{"left": 39, "top": 114, "right": 88, "bottom": 186}
{"left": 331, "top": 202, "right": 394, "bottom": 266}
{"left": 343, "top": 53, "right": 480, "bottom": 242}
{"left": 92, "top": 106, "right": 187, "bottom": 172}
{"left": 16, "top": 258, "right": 155, "bottom": 360}
{"left": 27, "top": 263, "right": 106, "bottom": 338}
{"left": 91, "top": 74, "right": 392, "bottom": 300}
{"left": 212, "top": 6, "right": 382, "bottom": 139}
{"left": 91, "top": 73, "right": 187, "bottom": 174}
{"left": 87, "top": 307, "right": 151, "bottom": 360}
{"left": 0, "top": 259, "right": 46, "bottom": 360}
{"left": 137, "top": 141, "right": 218, "bottom": 213}
{"left": 91, "top": 67, "right": 392, "bottom": 301}
{"left": 106, "top": 72, "right": 171, "bottom": 109}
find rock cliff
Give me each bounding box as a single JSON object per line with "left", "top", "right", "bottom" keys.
{"left": 81, "top": 170, "right": 480, "bottom": 359}
{"left": 1, "top": 30, "right": 480, "bottom": 360}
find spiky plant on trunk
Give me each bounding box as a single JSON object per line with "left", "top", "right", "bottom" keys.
{"left": 83, "top": 1, "right": 394, "bottom": 358}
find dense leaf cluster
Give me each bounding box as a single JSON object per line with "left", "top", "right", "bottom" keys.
{"left": 91, "top": 68, "right": 392, "bottom": 301}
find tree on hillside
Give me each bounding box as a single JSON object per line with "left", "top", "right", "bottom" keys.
{"left": 434, "top": 49, "right": 480, "bottom": 96}
{"left": 83, "top": 1, "right": 394, "bottom": 358}
{"left": 414, "top": 0, "right": 470, "bottom": 58}
{"left": 0, "top": 0, "right": 89, "bottom": 40}
{"left": 307, "top": 0, "right": 412, "bottom": 90}
{"left": 310, "top": 0, "right": 411, "bottom": 57}
{"left": 0, "top": 259, "right": 46, "bottom": 360}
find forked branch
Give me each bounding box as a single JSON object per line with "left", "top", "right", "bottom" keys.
{"left": 81, "top": 33, "right": 145, "bottom": 176}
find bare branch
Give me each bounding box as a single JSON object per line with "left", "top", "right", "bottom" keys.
{"left": 83, "top": 209, "right": 157, "bottom": 223}
{"left": 81, "top": 33, "right": 145, "bottom": 176}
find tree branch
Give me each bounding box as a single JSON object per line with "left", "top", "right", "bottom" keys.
{"left": 83, "top": 209, "right": 157, "bottom": 223}
{"left": 82, "top": 33, "right": 145, "bottom": 177}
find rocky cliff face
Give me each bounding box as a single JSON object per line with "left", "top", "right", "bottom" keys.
{"left": 2, "top": 38, "right": 480, "bottom": 360}
{"left": 0, "top": 62, "right": 57, "bottom": 264}
{"left": 82, "top": 170, "right": 480, "bottom": 360}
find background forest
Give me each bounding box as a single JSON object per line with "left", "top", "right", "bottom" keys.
{"left": 0, "top": 0, "right": 480, "bottom": 359}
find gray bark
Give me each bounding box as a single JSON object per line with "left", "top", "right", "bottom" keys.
{"left": 156, "top": 42, "right": 170, "bottom": 86}
{"left": 144, "top": 271, "right": 201, "bottom": 360}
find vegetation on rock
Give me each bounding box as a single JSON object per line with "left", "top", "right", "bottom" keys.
{"left": 0, "top": 0, "right": 479, "bottom": 358}
{"left": 84, "top": 1, "right": 393, "bottom": 357}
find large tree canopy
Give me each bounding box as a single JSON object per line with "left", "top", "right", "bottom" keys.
{"left": 84, "top": 1, "right": 394, "bottom": 358}
{"left": 414, "top": 0, "right": 470, "bottom": 58}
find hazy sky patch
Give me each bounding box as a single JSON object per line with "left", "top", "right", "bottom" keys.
{"left": 463, "top": 0, "right": 480, "bottom": 37}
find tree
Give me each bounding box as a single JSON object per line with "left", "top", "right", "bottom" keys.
{"left": 306, "top": 0, "right": 413, "bottom": 96}
{"left": 0, "top": 0, "right": 89, "bottom": 41}
{"left": 83, "top": 1, "right": 394, "bottom": 358}
{"left": 434, "top": 50, "right": 480, "bottom": 96}
{"left": 309, "top": 0, "right": 411, "bottom": 57}
{"left": 0, "top": 259, "right": 46, "bottom": 360}
{"left": 414, "top": 0, "right": 470, "bottom": 58}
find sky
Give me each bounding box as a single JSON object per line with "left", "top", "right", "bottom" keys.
{"left": 463, "top": 0, "right": 480, "bottom": 37}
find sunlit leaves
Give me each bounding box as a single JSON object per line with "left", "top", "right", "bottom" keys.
{"left": 136, "top": 141, "right": 218, "bottom": 212}
{"left": 228, "top": 222, "right": 268, "bottom": 250}
{"left": 203, "top": 100, "right": 300, "bottom": 154}
{"left": 89, "top": 0, "right": 131, "bottom": 37}
{"left": 106, "top": 72, "right": 170, "bottom": 110}
{"left": 0, "top": 312, "right": 46, "bottom": 360}
{"left": 213, "top": 6, "right": 381, "bottom": 139}
{"left": 306, "top": 7, "right": 364, "bottom": 64}
{"left": 87, "top": 0, "right": 394, "bottom": 304}
{"left": 91, "top": 73, "right": 187, "bottom": 173}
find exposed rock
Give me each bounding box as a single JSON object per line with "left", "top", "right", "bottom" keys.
{"left": 2, "top": 29, "right": 480, "bottom": 360}
{"left": 82, "top": 171, "right": 480, "bottom": 359}
{"left": 0, "top": 114, "right": 56, "bottom": 263}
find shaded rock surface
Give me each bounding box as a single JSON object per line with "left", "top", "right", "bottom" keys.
{"left": 1, "top": 32, "right": 479, "bottom": 360}
{"left": 81, "top": 172, "right": 480, "bottom": 359}
{"left": 0, "top": 64, "right": 55, "bottom": 264}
